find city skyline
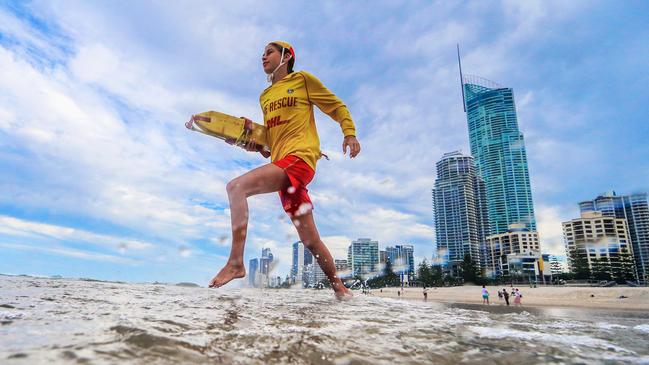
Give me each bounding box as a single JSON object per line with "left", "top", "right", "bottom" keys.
{"left": 286, "top": 239, "right": 415, "bottom": 285}
{"left": 1, "top": 2, "right": 648, "bottom": 283}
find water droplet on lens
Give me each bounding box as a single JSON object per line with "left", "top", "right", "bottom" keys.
{"left": 178, "top": 246, "right": 191, "bottom": 257}
{"left": 295, "top": 203, "right": 312, "bottom": 216}
{"left": 287, "top": 186, "right": 296, "bottom": 194}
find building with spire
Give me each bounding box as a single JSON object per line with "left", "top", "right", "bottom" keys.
{"left": 457, "top": 45, "right": 537, "bottom": 235}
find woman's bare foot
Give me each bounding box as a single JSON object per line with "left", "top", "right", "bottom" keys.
{"left": 334, "top": 286, "right": 353, "bottom": 301}
{"left": 208, "top": 264, "right": 246, "bottom": 288}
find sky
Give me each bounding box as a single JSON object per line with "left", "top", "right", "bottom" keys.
{"left": 1, "top": 0, "right": 648, "bottom": 285}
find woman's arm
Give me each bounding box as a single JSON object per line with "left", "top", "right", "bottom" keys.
{"left": 301, "top": 71, "right": 360, "bottom": 158}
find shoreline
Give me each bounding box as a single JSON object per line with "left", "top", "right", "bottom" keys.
{"left": 369, "top": 285, "right": 649, "bottom": 311}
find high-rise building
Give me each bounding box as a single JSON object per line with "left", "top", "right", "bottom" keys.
{"left": 259, "top": 248, "right": 273, "bottom": 275}
{"left": 562, "top": 211, "right": 637, "bottom": 281}
{"left": 379, "top": 250, "right": 387, "bottom": 264}
{"left": 433, "top": 151, "right": 489, "bottom": 276}
{"left": 458, "top": 48, "right": 537, "bottom": 235}
{"left": 347, "top": 238, "right": 379, "bottom": 277}
{"left": 256, "top": 248, "right": 274, "bottom": 288}
{"left": 501, "top": 251, "right": 552, "bottom": 283}
{"left": 335, "top": 259, "right": 349, "bottom": 273}
{"left": 291, "top": 241, "right": 314, "bottom": 287}
{"left": 307, "top": 263, "right": 327, "bottom": 287}
{"left": 385, "top": 245, "right": 415, "bottom": 283}
{"left": 291, "top": 241, "right": 302, "bottom": 283}
{"left": 579, "top": 191, "right": 649, "bottom": 282}
{"left": 485, "top": 224, "right": 540, "bottom": 277}
{"left": 248, "top": 258, "right": 259, "bottom": 287}
{"left": 262, "top": 248, "right": 274, "bottom": 262}
{"left": 549, "top": 255, "right": 566, "bottom": 275}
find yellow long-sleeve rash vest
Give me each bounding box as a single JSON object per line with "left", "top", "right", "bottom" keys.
{"left": 259, "top": 70, "right": 356, "bottom": 171}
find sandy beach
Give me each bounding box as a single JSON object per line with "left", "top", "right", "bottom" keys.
{"left": 372, "top": 285, "right": 649, "bottom": 311}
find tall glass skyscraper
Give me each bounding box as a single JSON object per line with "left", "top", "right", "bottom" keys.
{"left": 259, "top": 247, "right": 273, "bottom": 276}
{"left": 433, "top": 151, "right": 489, "bottom": 275}
{"left": 579, "top": 191, "right": 649, "bottom": 282}
{"left": 291, "top": 241, "right": 313, "bottom": 286}
{"left": 248, "top": 258, "right": 258, "bottom": 287}
{"left": 460, "top": 73, "right": 537, "bottom": 235}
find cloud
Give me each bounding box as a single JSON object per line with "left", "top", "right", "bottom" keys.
{"left": 0, "top": 215, "right": 154, "bottom": 251}
{"left": 321, "top": 235, "right": 353, "bottom": 260}
{"left": 0, "top": 1, "right": 647, "bottom": 282}
{"left": 0, "top": 242, "right": 137, "bottom": 265}
{"left": 536, "top": 204, "right": 579, "bottom": 256}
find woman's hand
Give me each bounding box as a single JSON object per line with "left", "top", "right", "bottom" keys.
{"left": 343, "top": 135, "right": 361, "bottom": 158}
{"left": 239, "top": 116, "right": 270, "bottom": 158}
{"left": 243, "top": 138, "right": 270, "bottom": 158}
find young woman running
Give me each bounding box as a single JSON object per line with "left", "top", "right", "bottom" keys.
{"left": 208, "top": 41, "right": 360, "bottom": 299}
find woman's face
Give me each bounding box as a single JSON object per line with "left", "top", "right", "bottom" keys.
{"left": 262, "top": 44, "right": 288, "bottom": 74}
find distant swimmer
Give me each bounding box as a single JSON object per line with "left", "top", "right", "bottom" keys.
{"left": 481, "top": 285, "right": 489, "bottom": 305}
{"left": 208, "top": 41, "right": 360, "bottom": 300}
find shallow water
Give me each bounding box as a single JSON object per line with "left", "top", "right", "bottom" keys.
{"left": 1, "top": 275, "right": 648, "bottom": 364}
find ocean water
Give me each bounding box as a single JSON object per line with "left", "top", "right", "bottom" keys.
{"left": 1, "top": 275, "right": 648, "bottom": 364}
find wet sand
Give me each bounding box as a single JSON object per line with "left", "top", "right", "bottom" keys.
{"left": 372, "top": 285, "right": 649, "bottom": 311}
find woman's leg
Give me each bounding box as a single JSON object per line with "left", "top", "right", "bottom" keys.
{"left": 209, "top": 163, "right": 289, "bottom": 288}
{"left": 292, "top": 211, "right": 352, "bottom": 299}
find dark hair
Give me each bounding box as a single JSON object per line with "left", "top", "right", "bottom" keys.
{"left": 270, "top": 43, "right": 294, "bottom": 73}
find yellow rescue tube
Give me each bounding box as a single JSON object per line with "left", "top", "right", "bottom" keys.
{"left": 186, "top": 111, "right": 269, "bottom": 151}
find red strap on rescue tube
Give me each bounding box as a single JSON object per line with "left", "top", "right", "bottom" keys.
{"left": 242, "top": 118, "right": 253, "bottom": 132}
{"left": 192, "top": 115, "right": 211, "bottom": 123}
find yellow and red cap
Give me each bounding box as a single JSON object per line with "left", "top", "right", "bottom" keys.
{"left": 271, "top": 40, "right": 295, "bottom": 61}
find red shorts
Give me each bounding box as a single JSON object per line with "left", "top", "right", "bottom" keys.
{"left": 272, "top": 155, "right": 315, "bottom": 217}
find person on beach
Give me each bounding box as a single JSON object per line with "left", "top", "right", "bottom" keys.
{"left": 208, "top": 41, "right": 360, "bottom": 300}
{"left": 514, "top": 288, "right": 523, "bottom": 306}
{"left": 423, "top": 286, "right": 428, "bottom": 301}
{"left": 497, "top": 289, "right": 503, "bottom": 302}
{"left": 481, "top": 285, "right": 489, "bottom": 305}
{"left": 502, "top": 288, "right": 510, "bottom": 306}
